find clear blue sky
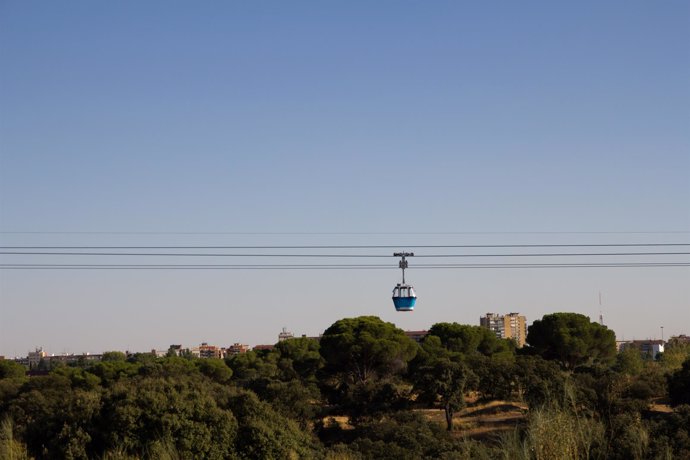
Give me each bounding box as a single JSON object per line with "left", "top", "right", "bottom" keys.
{"left": 1, "top": 1, "right": 688, "bottom": 357}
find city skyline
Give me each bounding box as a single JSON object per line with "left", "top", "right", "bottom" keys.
{"left": 1, "top": 310, "right": 681, "bottom": 360}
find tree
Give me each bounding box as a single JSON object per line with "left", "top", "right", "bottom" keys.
{"left": 273, "top": 337, "right": 323, "bottom": 385}
{"left": 137, "top": 356, "right": 198, "bottom": 378}
{"left": 225, "top": 389, "right": 322, "bottom": 459}
{"left": 658, "top": 340, "right": 690, "bottom": 372}
{"left": 319, "top": 316, "right": 417, "bottom": 419}
{"left": 319, "top": 316, "right": 417, "bottom": 385}
{"left": 408, "top": 335, "right": 473, "bottom": 430}
{"left": 86, "top": 359, "right": 140, "bottom": 386}
{"left": 101, "top": 351, "right": 127, "bottom": 362}
{"left": 668, "top": 357, "right": 690, "bottom": 406}
{"left": 5, "top": 373, "right": 101, "bottom": 459}
{"left": 347, "top": 411, "right": 457, "bottom": 459}
{"left": 226, "top": 350, "right": 278, "bottom": 384}
{"left": 468, "top": 354, "right": 516, "bottom": 400}
{"left": 614, "top": 347, "right": 644, "bottom": 376}
{"left": 514, "top": 355, "right": 567, "bottom": 408}
{"left": 98, "top": 375, "right": 238, "bottom": 458}
{"left": 52, "top": 366, "right": 101, "bottom": 390}
{"left": 427, "top": 322, "right": 514, "bottom": 358}
{"left": 257, "top": 338, "right": 325, "bottom": 427}
{"left": 413, "top": 357, "right": 468, "bottom": 431}
{"left": 527, "top": 313, "right": 616, "bottom": 369}
{"left": 261, "top": 380, "right": 320, "bottom": 428}
{"left": 0, "top": 360, "right": 26, "bottom": 380}
{"left": 196, "top": 358, "right": 233, "bottom": 384}
{"left": 648, "top": 405, "right": 690, "bottom": 459}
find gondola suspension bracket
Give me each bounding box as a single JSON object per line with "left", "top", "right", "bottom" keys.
{"left": 392, "top": 252, "right": 416, "bottom": 312}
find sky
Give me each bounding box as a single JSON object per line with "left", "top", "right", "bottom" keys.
{"left": 0, "top": 1, "right": 688, "bottom": 357}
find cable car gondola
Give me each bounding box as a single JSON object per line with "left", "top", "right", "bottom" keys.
{"left": 392, "top": 252, "right": 416, "bottom": 312}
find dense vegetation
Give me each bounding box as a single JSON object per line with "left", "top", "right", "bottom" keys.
{"left": 1, "top": 313, "right": 689, "bottom": 459}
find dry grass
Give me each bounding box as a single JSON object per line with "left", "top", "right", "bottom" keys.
{"left": 417, "top": 400, "right": 528, "bottom": 438}
{"left": 649, "top": 397, "right": 673, "bottom": 413}
{"left": 322, "top": 415, "right": 356, "bottom": 430}
{"left": 321, "top": 399, "right": 528, "bottom": 438}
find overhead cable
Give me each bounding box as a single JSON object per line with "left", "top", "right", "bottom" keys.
{"left": 1, "top": 243, "right": 688, "bottom": 250}
{"left": 1, "top": 262, "right": 689, "bottom": 270}
{"left": 2, "top": 251, "right": 689, "bottom": 257}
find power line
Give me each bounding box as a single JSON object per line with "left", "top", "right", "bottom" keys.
{"left": 2, "top": 264, "right": 391, "bottom": 268}
{"left": 1, "top": 262, "right": 688, "bottom": 270}
{"left": 2, "top": 251, "right": 688, "bottom": 257}
{"left": 2, "top": 243, "right": 688, "bottom": 250}
{"left": 1, "top": 231, "right": 689, "bottom": 235}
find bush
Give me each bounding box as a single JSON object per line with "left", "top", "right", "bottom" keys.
{"left": 668, "top": 357, "right": 690, "bottom": 406}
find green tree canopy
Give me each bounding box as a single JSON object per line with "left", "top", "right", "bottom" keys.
{"left": 408, "top": 335, "right": 478, "bottom": 430}
{"left": 319, "top": 316, "right": 417, "bottom": 385}
{"left": 101, "top": 351, "right": 127, "bottom": 362}
{"left": 226, "top": 350, "right": 279, "bottom": 384}
{"left": 658, "top": 339, "right": 690, "bottom": 371}
{"left": 273, "top": 337, "right": 323, "bottom": 385}
{"left": 196, "top": 358, "right": 233, "bottom": 384}
{"left": 412, "top": 356, "right": 468, "bottom": 431}
{"left": 427, "top": 322, "right": 514, "bottom": 358}
{"left": 225, "top": 389, "right": 322, "bottom": 459}
{"left": 527, "top": 313, "right": 616, "bottom": 369}
{"left": 614, "top": 347, "right": 644, "bottom": 376}
{"left": 6, "top": 373, "right": 101, "bottom": 459}
{"left": 346, "top": 411, "right": 457, "bottom": 459}
{"left": 98, "top": 375, "right": 238, "bottom": 458}
{"left": 514, "top": 355, "right": 567, "bottom": 408}
{"left": 319, "top": 316, "right": 417, "bottom": 419}
{"left": 87, "top": 359, "right": 140, "bottom": 386}
{"left": 0, "top": 360, "right": 26, "bottom": 380}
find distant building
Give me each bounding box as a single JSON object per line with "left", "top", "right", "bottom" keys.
{"left": 48, "top": 353, "right": 103, "bottom": 365}
{"left": 405, "top": 330, "right": 428, "bottom": 343}
{"left": 278, "top": 327, "right": 294, "bottom": 342}
{"left": 27, "top": 347, "right": 47, "bottom": 369}
{"left": 21, "top": 348, "right": 102, "bottom": 368}
{"left": 669, "top": 334, "right": 690, "bottom": 345}
{"left": 619, "top": 340, "right": 665, "bottom": 358}
{"left": 196, "top": 342, "right": 224, "bottom": 359}
{"left": 167, "top": 344, "right": 183, "bottom": 357}
{"left": 14, "top": 357, "right": 30, "bottom": 367}
{"left": 151, "top": 349, "right": 168, "bottom": 358}
{"left": 480, "top": 312, "right": 527, "bottom": 348}
{"left": 227, "top": 343, "right": 250, "bottom": 355}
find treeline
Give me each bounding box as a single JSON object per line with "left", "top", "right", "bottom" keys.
{"left": 1, "top": 313, "right": 689, "bottom": 459}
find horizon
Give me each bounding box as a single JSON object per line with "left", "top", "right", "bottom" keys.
{"left": 3, "top": 310, "right": 677, "bottom": 359}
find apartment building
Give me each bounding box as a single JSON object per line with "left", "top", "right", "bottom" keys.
{"left": 619, "top": 340, "right": 665, "bottom": 358}
{"left": 226, "top": 343, "right": 250, "bottom": 355}
{"left": 480, "top": 312, "right": 527, "bottom": 348}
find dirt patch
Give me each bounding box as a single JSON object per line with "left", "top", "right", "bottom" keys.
{"left": 322, "top": 415, "right": 355, "bottom": 430}
{"left": 419, "top": 400, "right": 527, "bottom": 439}
{"left": 649, "top": 403, "right": 673, "bottom": 413}
{"left": 648, "top": 397, "right": 673, "bottom": 413}
{"left": 323, "top": 400, "right": 529, "bottom": 438}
